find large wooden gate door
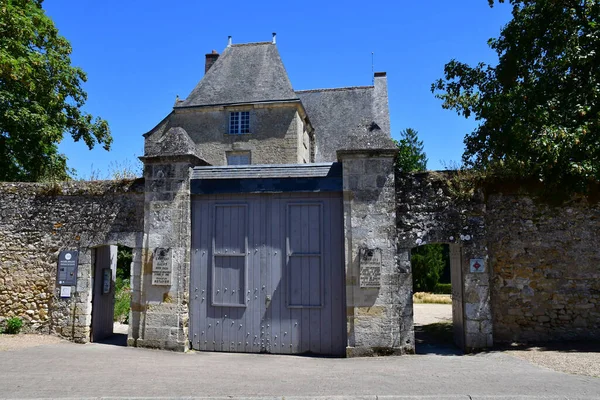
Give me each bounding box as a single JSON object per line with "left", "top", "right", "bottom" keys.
{"left": 190, "top": 192, "right": 346, "bottom": 356}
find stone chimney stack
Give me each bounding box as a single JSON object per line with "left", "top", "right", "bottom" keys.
{"left": 373, "top": 72, "right": 390, "bottom": 136}
{"left": 205, "top": 50, "right": 219, "bottom": 74}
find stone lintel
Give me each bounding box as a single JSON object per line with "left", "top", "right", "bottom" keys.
{"left": 337, "top": 148, "right": 397, "bottom": 160}
{"left": 139, "top": 154, "right": 209, "bottom": 166}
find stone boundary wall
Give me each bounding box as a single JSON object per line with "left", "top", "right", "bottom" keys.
{"left": 397, "top": 172, "right": 600, "bottom": 346}
{"left": 0, "top": 180, "right": 144, "bottom": 339}
{"left": 396, "top": 172, "right": 491, "bottom": 351}
{"left": 487, "top": 193, "right": 600, "bottom": 342}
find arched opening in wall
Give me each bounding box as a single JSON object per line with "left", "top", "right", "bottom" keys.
{"left": 411, "top": 243, "right": 462, "bottom": 355}
{"left": 90, "top": 244, "right": 133, "bottom": 346}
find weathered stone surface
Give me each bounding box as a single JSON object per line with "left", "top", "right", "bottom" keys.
{"left": 487, "top": 193, "right": 600, "bottom": 343}
{"left": 338, "top": 149, "right": 413, "bottom": 355}
{"left": 397, "top": 172, "right": 600, "bottom": 348}
{"left": 396, "top": 171, "right": 490, "bottom": 351}
{"left": 0, "top": 180, "right": 144, "bottom": 338}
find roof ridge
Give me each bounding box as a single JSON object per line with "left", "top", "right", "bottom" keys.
{"left": 231, "top": 42, "right": 273, "bottom": 47}
{"left": 296, "top": 86, "right": 374, "bottom": 94}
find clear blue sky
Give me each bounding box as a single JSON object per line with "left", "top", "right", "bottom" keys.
{"left": 45, "top": 0, "right": 512, "bottom": 178}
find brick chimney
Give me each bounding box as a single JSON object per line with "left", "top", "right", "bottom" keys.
{"left": 205, "top": 50, "right": 219, "bottom": 74}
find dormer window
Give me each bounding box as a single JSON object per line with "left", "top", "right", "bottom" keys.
{"left": 229, "top": 111, "right": 250, "bottom": 134}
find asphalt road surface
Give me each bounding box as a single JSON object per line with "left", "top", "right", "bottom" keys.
{"left": 0, "top": 337, "right": 599, "bottom": 400}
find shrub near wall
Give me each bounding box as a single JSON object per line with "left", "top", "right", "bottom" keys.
{"left": 0, "top": 180, "right": 144, "bottom": 335}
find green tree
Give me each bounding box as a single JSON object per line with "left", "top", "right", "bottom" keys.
{"left": 394, "top": 128, "right": 428, "bottom": 172}
{"left": 411, "top": 244, "right": 446, "bottom": 293}
{"left": 0, "top": 0, "right": 111, "bottom": 182}
{"left": 432, "top": 0, "right": 600, "bottom": 192}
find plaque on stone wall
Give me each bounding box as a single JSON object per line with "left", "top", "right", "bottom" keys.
{"left": 57, "top": 250, "right": 78, "bottom": 286}
{"left": 152, "top": 248, "right": 172, "bottom": 286}
{"left": 359, "top": 248, "right": 382, "bottom": 288}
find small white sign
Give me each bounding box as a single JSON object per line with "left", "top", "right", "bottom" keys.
{"left": 60, "top": 286, "right": 72, "bottom": 298}
{"left": 470, "top": 258, "right": 485, "bottom": 273}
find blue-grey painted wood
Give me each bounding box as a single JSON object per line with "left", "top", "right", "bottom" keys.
{"left": 190, "top": 191, "right": 346, "bottom": 356}
{"left": 91, "top": 245, "right": 116, "bottom": 342}
{"left": 190, "top": 163, "right": 343, "bottom": 195}
{"left": 191, "top": 163, "right": 342, "bottom": 180}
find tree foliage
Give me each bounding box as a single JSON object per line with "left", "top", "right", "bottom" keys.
{"left": 0, "top": 0, "right": 111, "bottom": 182}
{"left": 394, "top": 128, "right": 428, "bottom": 172}
{"left": 411, "top": 244, "right": 446, "bottom": 293}
{"left": 432, "top": 0, "right": 600, "bottom": 192}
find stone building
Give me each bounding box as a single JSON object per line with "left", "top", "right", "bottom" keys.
{"left": 1, "top": 35, "right": 598, "bottom": 356}
{"left": 144, "top": 34, "right": 393, "bottom": 166}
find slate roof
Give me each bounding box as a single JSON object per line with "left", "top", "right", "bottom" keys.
{"left": 177, "top": 43, "right": 298, "bottom": 107}
{"left": 145, "top": 126, "right": 197, "bottom": 157}
{"left": 297, "top": 87, "right": 395, "bottom": 162}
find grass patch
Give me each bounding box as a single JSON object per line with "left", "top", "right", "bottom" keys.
{"left": 413, "top": 292, "right": 452, "bottom": 304}
{"left": 114, "top": 278, "right": 130, "bottom": 323}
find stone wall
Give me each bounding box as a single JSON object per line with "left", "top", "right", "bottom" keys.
{"left": 396, "top": 172, "right": 600, "bottom": 348}
{"left": 338, "top": 149, "right": 409, "bottom": 356}
{"left": 396, "top": 172, "right": 492, "bottom": 351}
{"left": 487, "top": 193, "right": 600, "bottom": 343}
{"left": 133, "top": 154, "right": 206, "bottom": 351}
{"left": 0, "top": 180, "right": 144, "bottom": 340}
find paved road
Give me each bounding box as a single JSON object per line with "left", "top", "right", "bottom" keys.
{"left": 1, "top": 339, "right": 600, "bottom": 400}
{"left": 413, "top": 303, "right": 452, "bottom": 325}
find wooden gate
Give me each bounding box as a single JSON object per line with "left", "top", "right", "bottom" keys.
{"left": 90, "top": 245, "right": 116, "bottom": 342}
{"left": 449, "top": 243, "right": 465, "bottom": 350}
{"left": 190, "top": 191, "right": 346, "bottom": 356}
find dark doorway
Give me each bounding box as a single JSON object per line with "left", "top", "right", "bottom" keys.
{"left": 90, "top": 245, "right": 132, "bottom": 346}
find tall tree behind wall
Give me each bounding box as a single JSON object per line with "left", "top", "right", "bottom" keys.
{"left": 432, "top": 0, "right": 600, "bottom": 192}
{"left": 0, "top": 0, "right": 112, "bottom": 182}
{"left": 394, "top": 128, "right": 428, "bottom": 172}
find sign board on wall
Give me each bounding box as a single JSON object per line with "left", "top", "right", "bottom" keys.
{"left": 152, "top": 248, "right": 172, "bottom": 286}
{"left": 57, "top": 250, "right": 78, "bottom": 286}
{"left": 359, "top": 248, "right": 382, "bottom": 288}
{"left": 470, "top": 258, "right": 485, "bottom": 273}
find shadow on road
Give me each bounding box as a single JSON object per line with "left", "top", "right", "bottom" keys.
{"left": 94, "top": 333, "right": 127, "bottom": 347}
{"left": 415, "top": 322, "right": 462, "bottom": 356}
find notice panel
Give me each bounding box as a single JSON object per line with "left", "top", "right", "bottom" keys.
{"left": 57, "top": 250, "right": 78, "bottom": 286}
{"left": 359, "top": 248, "right": 381, "bottom": 288}
{"left": 152, "top": 248, "right": 172, "bottom": 286}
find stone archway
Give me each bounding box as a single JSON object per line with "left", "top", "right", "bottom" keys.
{"left": 396, "top": 171, "right": 493, "bottom": 352}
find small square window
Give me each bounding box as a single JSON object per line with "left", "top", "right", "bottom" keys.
{"left": 227, "top": 151, "right": 251, "bottom": 165}
{"left": 228, "top": 111, "right": 250, "bottom": 134}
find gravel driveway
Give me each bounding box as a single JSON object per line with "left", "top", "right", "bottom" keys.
{"left": 501, "top": 343, "right": 600, "bottom": 378}
{"left": 0, "top": 333, "right": 65, "bottom": 351}
{"left": 413, "top": 302, "right": 600, "bottom": 378}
